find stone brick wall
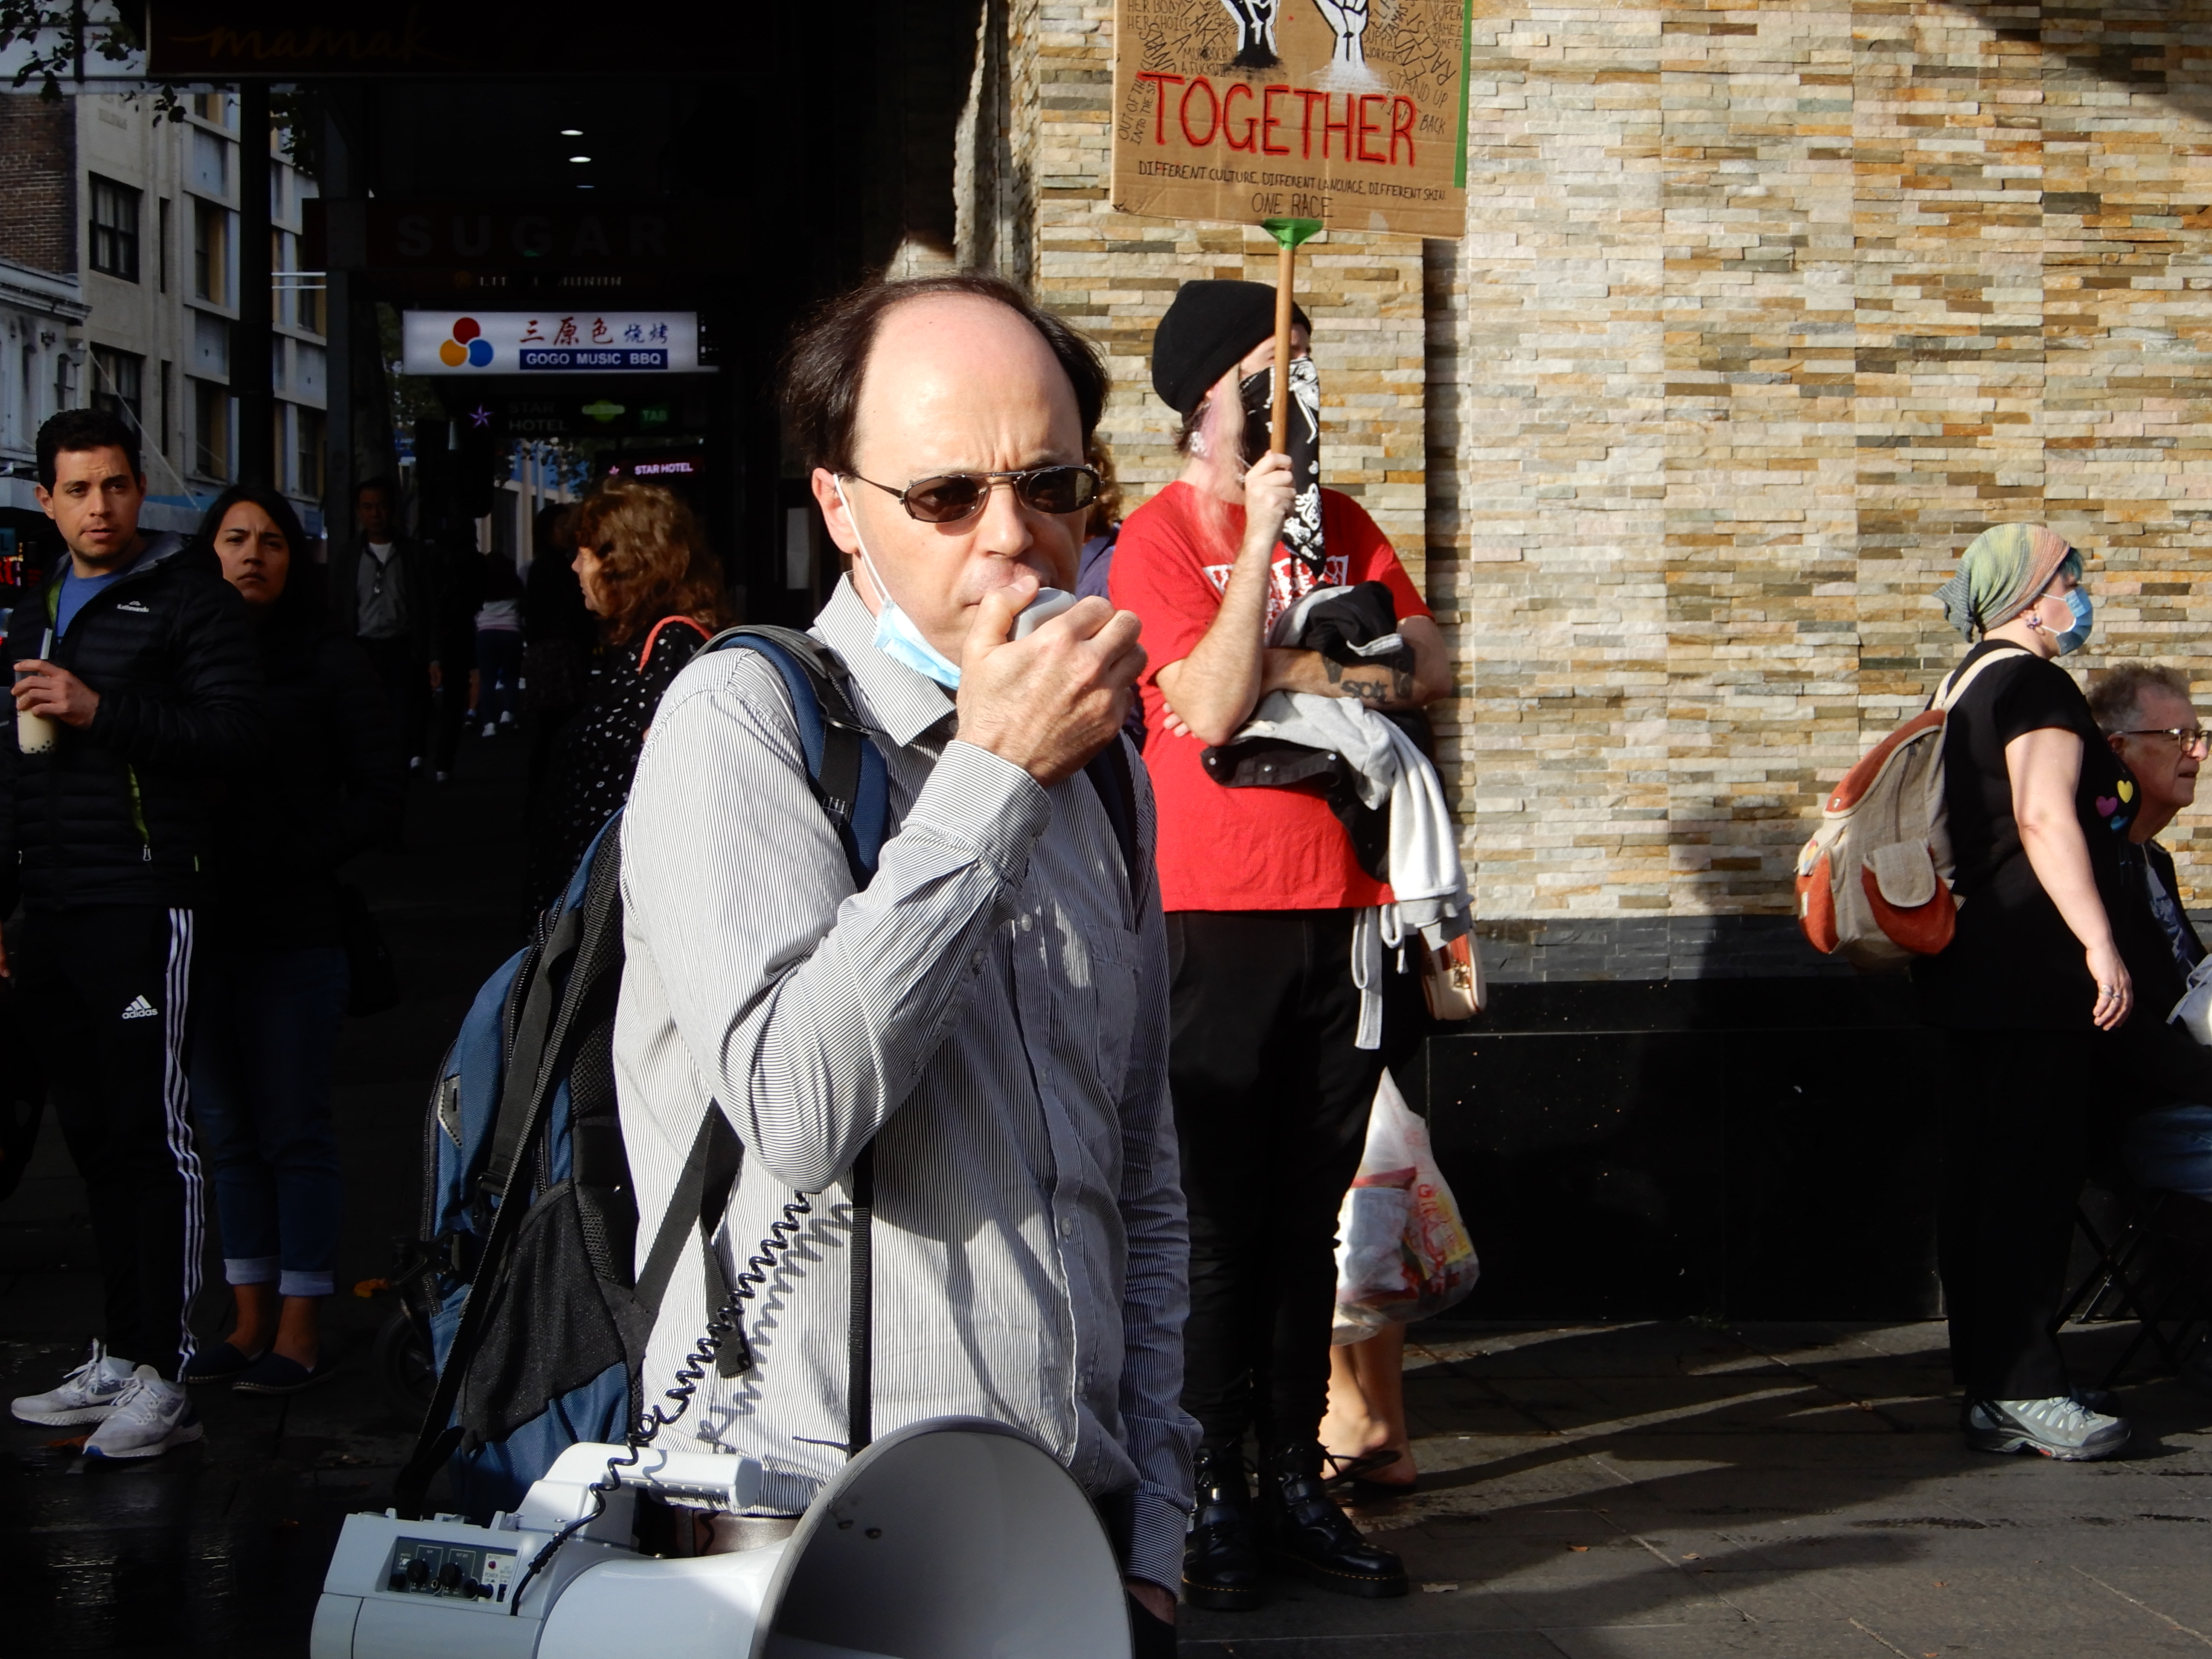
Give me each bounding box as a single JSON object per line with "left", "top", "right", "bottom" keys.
{"left": 1434, "top": 0, "right": 2212, "bottom": 950}
{"left": 1002, "top": 2, "right": 2212, "bottom": 975}
{"left": 0, "top": 95, "right": 77, "bottom": 276}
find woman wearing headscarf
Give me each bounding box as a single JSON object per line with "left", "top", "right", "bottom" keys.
{"left": 521, "top": 481, "right": 730, "bottom": 912}
{"left": 1922, "top": 523, "right": 2211, "bottom": 1460}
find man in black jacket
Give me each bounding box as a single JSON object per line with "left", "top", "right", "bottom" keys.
{"left": 1, "top": 409, "right": 264, "bottom": 1460}
{"left": 328, "top": 477, "right": 434, "bottom": 775}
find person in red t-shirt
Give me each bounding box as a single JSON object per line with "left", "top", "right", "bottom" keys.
{"left": 1109, "top": 281, "right": 1453, "bottom": 1610}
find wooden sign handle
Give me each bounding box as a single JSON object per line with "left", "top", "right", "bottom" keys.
{"left": 1270, "top": 239, "right": 1296, "bottom": 455}
{"left": 1258, "top": 217, "right": 1319, "bottom": 455}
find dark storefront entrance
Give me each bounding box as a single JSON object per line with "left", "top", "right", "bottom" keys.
{"left": 149, "top": 0, "right": 999, "bottom": 625}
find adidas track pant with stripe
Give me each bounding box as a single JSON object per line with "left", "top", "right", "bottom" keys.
{"left": 12, "top": 905, "right": 204, "bottom": 1380}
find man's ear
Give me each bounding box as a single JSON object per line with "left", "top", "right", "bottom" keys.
{"left": 810, "top": 467, "right": 859, "bottom": 558}
{"left": 32, "top": 486, "right": 53, "bottom": 518}
{"left": 2107, "top": 731, "right": 2130, "bottom": 759}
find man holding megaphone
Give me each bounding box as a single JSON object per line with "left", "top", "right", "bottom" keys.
{"left": 614, "top": 274, "right": 1193, "bottom": 1647}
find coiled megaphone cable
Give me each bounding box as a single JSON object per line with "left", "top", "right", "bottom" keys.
{"left": 508, "top": 1188, "right": 817, "bottom": 1615}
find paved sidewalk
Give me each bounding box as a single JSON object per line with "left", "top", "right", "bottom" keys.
{"left": 5, "top": 740, "right": 2210, "bottom": 1654}
{"left": 1183, "top": 1321, "right": 2212, "bottom": 1658}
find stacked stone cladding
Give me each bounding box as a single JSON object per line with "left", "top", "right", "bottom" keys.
{"left": 1010, "top": 1, "right": 2212, "bottom": 967}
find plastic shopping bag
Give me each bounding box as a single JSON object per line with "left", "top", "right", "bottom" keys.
{"left": 1331, "top": 1069, "right": 1479, "bottom": 1343}
{"left": 2172, "top": 955, "right": 2212, "bottom": 1046}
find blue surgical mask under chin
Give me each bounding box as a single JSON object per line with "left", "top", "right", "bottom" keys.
{"left": 873, "top": 597, "right": 962, "bottom": 689}
{"left": 838, "top": 479, "right": 962, "bottom": 689}
{"left": 2055, "top": 586, "right": 2093, "bottom": 656}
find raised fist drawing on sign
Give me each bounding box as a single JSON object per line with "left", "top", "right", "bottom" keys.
{"left": 1309, "top": 0, "right": 1362, "bottom": 76}
{"left": 1220, "top": 0, "right": 1280, "bottom": 68}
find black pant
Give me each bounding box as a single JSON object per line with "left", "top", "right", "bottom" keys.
{"left": 357, "top": 634, "right": 429, "bottom": 768}
{"left": 13, "top": 906, "right": 204, "bottom": 1378}
{"left": 1938, "top": 1016, "right": 2212, "bottom": 1400}
{"left": 1168, "top": 908, "right": 1388, "bottom": 1450}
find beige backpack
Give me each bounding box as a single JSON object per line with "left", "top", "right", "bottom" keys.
{"left": 1794, "top": 645, "right": 2029, "bottom": 971}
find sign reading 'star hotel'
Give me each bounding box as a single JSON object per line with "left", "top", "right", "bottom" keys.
{"left": 401, "top": 312, "right": 709, "bottom": 375}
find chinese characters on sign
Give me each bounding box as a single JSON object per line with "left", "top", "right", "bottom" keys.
{"left": 399, "top": 311, "right": 705, "bottom": 375}
{"left": 1111, "top": 0, "right": 1471, "bottom": 238}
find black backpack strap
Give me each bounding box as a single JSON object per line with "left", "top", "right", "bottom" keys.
{"left": 703, "top": 625, "right": 890, "bottom": 886}
{"left": 630, "top": 1103, "right": 748, "bottom": 1376}
{"left": 845, "top": 1143, "right": 874, "bottom": 1457}
{"left": 482, "top": 899, "right": 583, "bottom": 1200}
{"left": 632, "top": 1107, "right": 742, "bottom": 1321}
{"left": 1082, "top": 735, "right": 1141, "bottom": 908}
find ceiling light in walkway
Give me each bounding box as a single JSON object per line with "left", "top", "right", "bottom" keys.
{"left": 569, "top": 155, "right": 591, "bottom": 163}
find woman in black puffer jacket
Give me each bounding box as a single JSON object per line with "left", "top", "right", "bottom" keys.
{"left": 181, "top": 485, "right": 403, "bottom": 1395}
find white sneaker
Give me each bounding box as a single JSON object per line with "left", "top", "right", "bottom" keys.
{"left": 11, "top": 1340, "right": 137, "bottom": 1426}
{"left": 1964, "top": 1395, "right": 2129, "bottom": 1461}
{"left": 82, "top": 1366, "right": 203, "bottom": 1460}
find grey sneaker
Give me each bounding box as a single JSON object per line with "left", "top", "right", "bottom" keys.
{"left": 82, "top": 1366, "right": 202, "bottom": 1460}
{"left": 1965, "top": 1395, "right": 2129, "bottom": 1461}
{"left": 10, "top": 1340, "right": 137, "bottom": 1426}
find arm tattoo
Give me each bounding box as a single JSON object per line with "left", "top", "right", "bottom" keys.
{"left": 1323, "top": 657, "right": 1413, "bottom": 706}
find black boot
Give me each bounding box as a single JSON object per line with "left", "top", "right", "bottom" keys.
{"left": 1182, "top": 1444, "right": 1268, "bottom": 1611}
{"left": 1253, "top": 1440, "right": 1409, "bottom": 1598}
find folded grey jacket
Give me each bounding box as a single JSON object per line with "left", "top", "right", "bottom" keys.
{"left": 1229, "top": 586, "right": 1473, "bottom": 1045}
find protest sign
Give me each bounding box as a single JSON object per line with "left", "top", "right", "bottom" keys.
{"left": 1111, "top": 0, "right": 1472, "bottom": 239}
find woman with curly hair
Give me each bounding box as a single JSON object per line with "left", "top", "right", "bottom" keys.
{"left": 522, "top": 480, "right": 730, "bottom": 910}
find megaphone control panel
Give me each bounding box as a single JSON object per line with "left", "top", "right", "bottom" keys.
{"left": 385, "top": 1537, "right": 516, "bottom": 1607}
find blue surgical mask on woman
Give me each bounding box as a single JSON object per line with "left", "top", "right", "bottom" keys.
{"left": 836, "top": 478, "right": 962, "bottom": 689}
{"left": 2055, "top": 585, "right": 2094, "bottom": 656}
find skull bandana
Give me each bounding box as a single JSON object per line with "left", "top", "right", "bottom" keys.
{"left": 1240, "top": 355, "right": 1325, "bottom": 580}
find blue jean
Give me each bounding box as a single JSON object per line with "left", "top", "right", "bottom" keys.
{"left": 476, "top": 627, "right": 523, "bottom": 726}
{"left": 189, "top": 947, "right": 349, "bottom": 1298}
{"left": 2124, "top": 1103, "right": 2212, "bottom": 1201}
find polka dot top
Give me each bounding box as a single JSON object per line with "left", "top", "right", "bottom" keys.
{"left": 526, "top": 612, "right": 710, "bottom": 911}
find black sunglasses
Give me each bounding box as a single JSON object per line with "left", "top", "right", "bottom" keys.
{"left": 844, "top": 464, "right": 1101, "bottom": 524}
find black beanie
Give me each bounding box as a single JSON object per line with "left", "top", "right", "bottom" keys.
{"left": 1150, "top": 280, "right": 1313, "bottom": 416}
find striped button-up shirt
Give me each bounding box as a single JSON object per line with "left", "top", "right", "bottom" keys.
{"left": 614, "top": 577, "right": 1196, "bottom": 1589}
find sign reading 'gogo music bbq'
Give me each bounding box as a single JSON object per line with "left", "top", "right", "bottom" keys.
{"left": 399, "top": 311, "right": 709, "bottom": 376}
{"left": 1112, "top": 0, "right": 1473, "bottom": 238}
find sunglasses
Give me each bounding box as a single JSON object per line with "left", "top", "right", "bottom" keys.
{"left": 844, "top": 465, "right": 1101, "bottom": 524}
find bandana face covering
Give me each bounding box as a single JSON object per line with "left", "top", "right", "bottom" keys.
{"left": 1240, "top": 354, "right": 1325, "bottom": 579}
{"left": 836, "top": 478, "right": 962, "bottom": 689}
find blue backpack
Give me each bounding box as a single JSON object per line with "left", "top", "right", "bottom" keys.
{"left": 392, "top": 625, "right": 1141, "bottom": 1523}
{"left": 391, "top": 626, "right": 892, "bottom": 1520}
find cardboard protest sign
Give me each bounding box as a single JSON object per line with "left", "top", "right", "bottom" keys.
{"left": 1111, "top": 0, "right": 1472, "bottom": 238}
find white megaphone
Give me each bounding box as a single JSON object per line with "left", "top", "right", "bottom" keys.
{"left": 312, "top": 1417, "right": 1133, "bottom": 1659}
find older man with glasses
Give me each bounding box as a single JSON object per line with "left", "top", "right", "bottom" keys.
{"left": 2091, "top": 666, "right": 2212, "bottom": 1215}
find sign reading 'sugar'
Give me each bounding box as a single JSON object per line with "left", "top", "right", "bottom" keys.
{"left": 1112, "top": 0, "right": 1471, "bottom": 238}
